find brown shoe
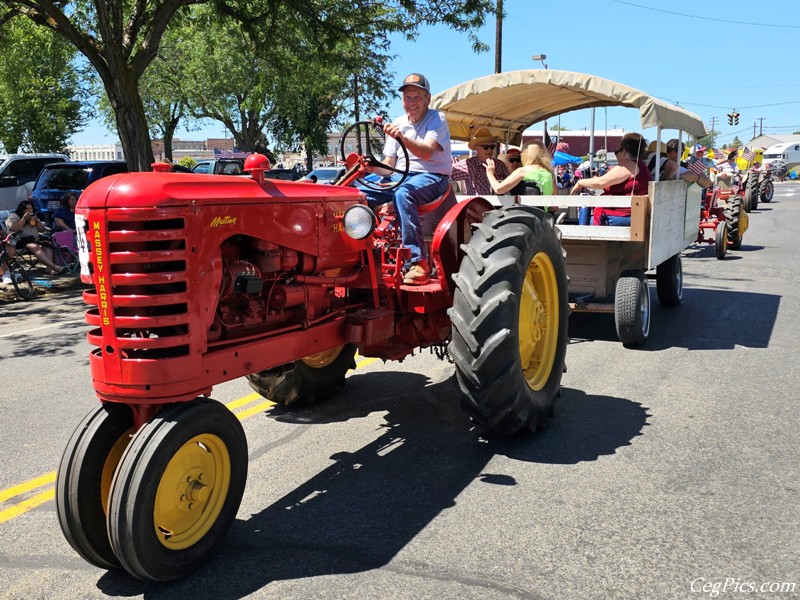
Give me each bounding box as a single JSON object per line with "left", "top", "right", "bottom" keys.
{"left": 403, "top": 260, "right": 431, "bottom": 285}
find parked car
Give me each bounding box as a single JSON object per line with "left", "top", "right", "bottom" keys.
{"left": 30, "top": 161, "right": 128, "bottom": 222}
{"left": 0, "top": 153, "right": 70, "bottom": 212}
{"left": 302, "top": 166, "right": 346, "bottom": 184}
{"left": 191, "top": 158, "right": 246, "bottom": 175}
{"left": 264, "top": 168, "right": 302, "bottom": 181}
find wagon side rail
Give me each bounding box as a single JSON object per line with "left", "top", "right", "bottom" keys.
{"left": 458, "top": 179, "right": 700, "bottom": 269}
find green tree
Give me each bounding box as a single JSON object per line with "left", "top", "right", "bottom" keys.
{"left": 0, "top": 16, "right": 88, "bottom": 153}
{"left": 731, "top": 136, "right": 743, "bottom": 149}
{"left": 1, "top": 0, "right": 492, "bottom": 171}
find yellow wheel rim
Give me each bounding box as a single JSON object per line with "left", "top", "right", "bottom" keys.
{"left": 301, "top": 346, "right": 343, "bottom": 368}
{"left": 100, "top": 428, "right": 134, "bottom": 516}
{"left": 518, "top": 251, "right": 559, "bottom": 391}
{"left": 153, "top": 434, "right": 231, "bottom": 550}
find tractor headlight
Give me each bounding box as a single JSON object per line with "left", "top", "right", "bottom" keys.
{"left": 343, "top": 205, "right": 376, "bottom": 240}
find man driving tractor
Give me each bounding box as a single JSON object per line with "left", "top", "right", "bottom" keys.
{"left": 358, "top": 73, "right": 452, "bottom": 285}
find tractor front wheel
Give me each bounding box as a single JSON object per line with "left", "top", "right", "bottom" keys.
{"left": 56, "top": 403, "right": 134, "bottom": 570}
{"left": 107, "top": 398, "right": 247, "bottom": 581}
{"left": 715, "top": 221, "right": 728, "bottom": 260}
{"left": 246, "top": 344, "right": 357, "bottom": 405}
{"left": 760, "top": 179, "right": 774, "bottom": 202}
{"left": 448, "top": 206, "right": 569, "bottom": 435}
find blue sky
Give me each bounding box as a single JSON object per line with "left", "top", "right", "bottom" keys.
{"left": 72, "top": 0, "right": 800, "bottom": 148}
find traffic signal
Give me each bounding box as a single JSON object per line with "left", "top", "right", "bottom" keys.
{"left": 728, "top": 113, "right": 734, "bottom": 126}
{"left": 733, "top": 112, "right": 739, "bottom": 126}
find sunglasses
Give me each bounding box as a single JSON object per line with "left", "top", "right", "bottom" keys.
{"left": 479, "top": 145, "right": 496, "bottom": 150}
{"left": 508, "top": 157, "right": 521, "bottom": 163}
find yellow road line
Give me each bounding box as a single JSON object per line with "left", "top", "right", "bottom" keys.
{"left": 0, "top": 471, "right": 56, "bottom": 503}
{"left": 1, "top": 354, "right": 378, "bottom": 522}
{"left": 0, "top": 488, "right": 55, "bottom": 524}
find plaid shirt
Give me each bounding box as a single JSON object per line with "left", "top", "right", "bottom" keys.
{"left": 451, "top": 156, "right": 510, "bottom": 195}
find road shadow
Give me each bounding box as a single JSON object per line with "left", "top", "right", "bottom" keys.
{"left": 568, "top": 286, "right": 779, "bottom": 351}
{"left": 0, "top": 291, "right": 87, "bottom": 361}
{"left": 95, "top": 375, "right": 647, "bottom": 598}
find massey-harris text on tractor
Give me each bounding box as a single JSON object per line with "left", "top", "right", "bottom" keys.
{"left": 56, "top": 120, "right": 569, "bottom": 581}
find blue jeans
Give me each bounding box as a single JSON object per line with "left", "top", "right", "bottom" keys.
{"left": 600, "top": 214, "right": 631, "bottom": 226}
{"left": 358, "top": 172, "right": 450, "bottom": 264}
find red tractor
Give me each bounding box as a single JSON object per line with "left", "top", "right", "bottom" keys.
{"left": 56, "top": 120, "right": 569, "bottom": 581}
{"left": 696, "top": 183, "right": 748, "bottom": 259}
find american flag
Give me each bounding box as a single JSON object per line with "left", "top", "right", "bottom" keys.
{"left": 543, "top": 124, "right": 557, "bottom": 155}
{"left": 712, "top": 148, "right": 723, "bottom": 159}
{"left": 688, "top": 159, "right": 707, "bottom": 177}
{"left": 742, "top": 147, "right": 756, "bottom": 162}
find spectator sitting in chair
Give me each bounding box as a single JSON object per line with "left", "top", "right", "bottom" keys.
{"left": 53, "top": 192, "right": 78, "bottom": 232}
{"left": 5, "top": 201, "right": 66, "bottom": 275}
{"left": 450, "top": 128, "right": 510, "bottom": 195}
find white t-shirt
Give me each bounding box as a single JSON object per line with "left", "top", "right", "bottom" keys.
{"left": 383, "top": 109, "right": 452, "bottom": 176}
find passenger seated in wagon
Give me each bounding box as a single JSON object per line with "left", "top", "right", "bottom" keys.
{"left": 568, "top": 133, "right": 651, "bottom": 226}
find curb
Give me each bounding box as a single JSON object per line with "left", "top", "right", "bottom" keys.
{"left": 0, "top": 271, "right": 88, "bottom": 303}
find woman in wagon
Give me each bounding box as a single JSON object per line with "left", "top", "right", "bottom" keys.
{"left": 568, "top": 132, "right": 651, "bottom": 226}
{"left": 483, "top": 139, "right": 556, "bottom": 197}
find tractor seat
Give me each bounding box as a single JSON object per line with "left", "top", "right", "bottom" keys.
{"left": 418, "top": 183, "right": 453, "bottom": 215}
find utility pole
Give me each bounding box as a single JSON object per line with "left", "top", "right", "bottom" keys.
{"left": 753, "top": 122, "right": 757, "bottom": 140}
{"left": 494, "top": 0, "right": 503, "bottom": 74}
{"left": 710, "top": 117, "right": 717, "bottom": 143}
{"left": 758, "top": 117, "right": 765, "bottom": 136}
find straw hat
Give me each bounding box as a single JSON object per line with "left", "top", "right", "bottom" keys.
{"left": 468, "top": 127, "right": 498, "bottom": 150}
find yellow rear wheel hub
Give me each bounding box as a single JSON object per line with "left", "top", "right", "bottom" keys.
{"left": 518, "top": 251, "right": 559, "bottom": 391}
{"left": 301, "top": 346, "right": 343, "bottom": 368}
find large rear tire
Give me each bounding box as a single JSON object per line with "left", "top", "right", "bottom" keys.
{"left": 245, "top": 344, "right": 357, "bottom": 405}
{"left": 725, "top": 195, "right": 744, "bottom": 250}
{"left": 656, "top": 254, "right": 682, "bottom": 306}
{"left": 614, "top": 270, "right": 650, "bottom": 347}
{"left": 107, "top": 398, "right": 247, "bottom": 581}
{"left": 744, "top": 172, "right": 759, "bottom": 212}
{"left": 448, "top": 206, "right": 569, "bottom": 436}
{"left": 56, "top": 403, "right": 134, "bottom": 570}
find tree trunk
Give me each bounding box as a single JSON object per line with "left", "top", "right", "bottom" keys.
{"left": 96, "top": 66, "right": 154, "bottom": 171}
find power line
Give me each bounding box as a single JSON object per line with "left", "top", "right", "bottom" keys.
{"left": 610, "top": 0, "right": 800, "bottom": 28}
{"left": 657, "top": 97, "right": 800, "bottom": 111}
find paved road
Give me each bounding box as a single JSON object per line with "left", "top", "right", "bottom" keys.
{"left": 0, "top": 184, "right": 798, "bottom": 599}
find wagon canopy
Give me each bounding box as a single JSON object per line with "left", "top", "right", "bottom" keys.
{"left": 430, "top": 69, "right": 707, "bottom": 144}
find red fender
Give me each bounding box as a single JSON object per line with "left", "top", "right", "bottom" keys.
{"left": 430, "top": 196, "right": 495, "bottom": 297}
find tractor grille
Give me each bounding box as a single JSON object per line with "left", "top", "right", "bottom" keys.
{"left": 84, "top": 214, "right": 192, "bottom": 359}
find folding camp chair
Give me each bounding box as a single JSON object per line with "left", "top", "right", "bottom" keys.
{"left": 51, "top": 230, "right": 80, "bottom": 273}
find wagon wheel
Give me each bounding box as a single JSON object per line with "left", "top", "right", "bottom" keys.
{"left": 56, "top": 403, "right": 134, "bottom": 570}
{"left": 714, "top": 221, "right": 728, "bottom": 260}
{"left": 448, "top": 207, "right": 569, "bottom": 435}
{"left": 725, "top": 195, "right": 744, "bottom": 250}
{"left": 614, "top": 270, "right": 650, "bottom": 347}
{"left": 246, "top": 344, "right": 357, "bottom": 406}
{"left": 656, "top": 254, "right": 682, "bottom": 306}
{"left": 106, "top": 398, "right": 247, "bottom": 581}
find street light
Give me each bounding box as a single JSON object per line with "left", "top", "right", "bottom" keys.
{"left": 531, "top": 54, "right": 548, "bottom": 69}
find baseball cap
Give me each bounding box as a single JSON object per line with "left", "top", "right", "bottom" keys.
{"left": 398, "top": 73, "right": 430, "bottom": 93}
{"left": 693, "top": 144, "right": 706, "bottom": 153}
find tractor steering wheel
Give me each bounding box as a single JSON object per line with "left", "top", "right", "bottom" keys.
{"left": 339, "top": 119, "right": 410, "bottom": 191}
